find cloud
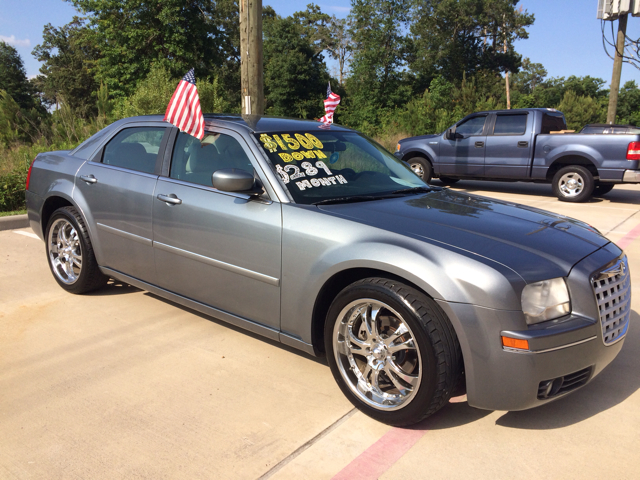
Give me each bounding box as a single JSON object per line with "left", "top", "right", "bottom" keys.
{"left": 0, "top": 35, "right": 31, "bottom": 47}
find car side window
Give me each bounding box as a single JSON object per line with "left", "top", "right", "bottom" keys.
{"left": 102, "top": 127, "right": 165, "bottom": 174}
{"left": 456, "top": 116, "right": 487, "bottom": 136}
{"left": 169, "top": 131, "right": 255, "bottom": 187}
{"left": 493, "top": 114, "right": 527, "bottom": 135}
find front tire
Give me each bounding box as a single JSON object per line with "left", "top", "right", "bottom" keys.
{"left": 552, "top": 165, "right": 594, "bottom": 202}
{"left": 408, "top": 157, "right": 432, "bottom": 183}
{"left": 325, "top": 278, "right": 462, "bottom": 427}
{"left": 46, "top": 206, "right": 107, "bottom": 294}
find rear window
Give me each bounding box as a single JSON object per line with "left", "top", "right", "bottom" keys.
{"left": 493, "top": 114, "right": 527, "bottom": 135}
{"left": 540, "top": 113, "right": 567, "bottom": 134}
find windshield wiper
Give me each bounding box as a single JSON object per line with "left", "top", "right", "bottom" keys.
{"left": 312, "top": 195, "right": 396, "bottom": 205}
{"left": 390, "top": 186, "right": 432, "bottom": 195}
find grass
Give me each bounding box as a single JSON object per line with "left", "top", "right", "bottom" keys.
{"left": 0, "top": 209, "right": 27, "bottom": 217}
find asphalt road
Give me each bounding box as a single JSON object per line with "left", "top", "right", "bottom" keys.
{"left": 1, "top": 181, "right": 639, "bottom": 479}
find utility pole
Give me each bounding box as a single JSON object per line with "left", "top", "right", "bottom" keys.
{"left": 504, "top": 38, "right": 511, "bottom": 110}
{"left": 607, "top": 13, "right": 628, "bottom": 124}
{"left": 240, "top": 0, "right": 264, "bottom": 115}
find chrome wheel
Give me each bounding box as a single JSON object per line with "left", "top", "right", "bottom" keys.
{"left": 558, "top": 172, "right": 584, "bottom": 197}
{"left": 48, "top": 218, "right": 82, "bottom": 285}
{"left": 410, "top": 162, "right": 424, "bottom": 177}
{"left": 333, "top": 299, "right": 422, "bottom": 411}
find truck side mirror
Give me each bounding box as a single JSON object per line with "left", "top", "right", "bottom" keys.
{"left": 445, "top": 127, "right": 459, "bottom": 140}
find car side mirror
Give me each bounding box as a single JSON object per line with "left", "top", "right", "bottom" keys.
{"left": 445, "top": 127, "right": 461, "bottom": 140}
{"left": 212, "top": 168, "right": 262, "bottom": 195}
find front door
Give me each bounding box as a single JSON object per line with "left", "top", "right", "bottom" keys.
{"left": 74, "top": 126, "right": 167, "bottom": 282}
{"left": 484, "top": 113, "right": 533, "bottom": 178}
{"left": 152, "top": 129, "right": 282, "bottom": 330}
{"left": 438, "top": 115, "right": 488, "bottom": 177}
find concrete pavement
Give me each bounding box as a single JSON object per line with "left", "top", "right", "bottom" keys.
{"left": 1, "top": 182, "right": 639, "bottom": 479}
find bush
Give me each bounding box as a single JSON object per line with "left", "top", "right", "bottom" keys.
{"left": 0, "top": 169, "right": 28, "bottom": 211}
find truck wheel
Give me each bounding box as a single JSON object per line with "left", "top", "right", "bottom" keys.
{"left": 325, "top": 277, "right": 462, "bottom": 427}
{"left": 594, "top": 184, "right": 615, "bottom": 196}
{"left": 552, "top": 165, "right": 594, "bottom": 202}
{"left": 408, "top": 157, "right": 432, "bottom": 183}
{"left": 439, "top": 176, "right": 459, "bottom": 185}
{"left": 46, "top": 206, "right": 108, "bottom": 294}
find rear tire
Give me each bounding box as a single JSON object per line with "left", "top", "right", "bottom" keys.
{"left": 408, "top": 157, "right": 433, "bottom": 183}
{"left": 325, "top": 277, "right": 462, "bottom": 427}
{"left": 552, "top": 165, "right": 594, "bottom": 202}
{"left": 46, "top": 206, "right": 108, "bottom": 294}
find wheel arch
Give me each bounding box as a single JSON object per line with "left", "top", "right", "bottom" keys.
{"left": 40, "top": 193, "right": 101, "bottom": 264}
{"left": 401, "top": 149, "right": 434, "bottom": 170}
{"left": 41, "top": 194, "right": 75, "bottom": 236}
{"left": 311, "top": 267, "right": 446, "bottom": 356}
{"left": 546, "top": 155, "right": 599, "bottom": 181}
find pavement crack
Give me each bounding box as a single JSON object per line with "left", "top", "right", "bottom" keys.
{"left": 256, "top": 408, "right": 357, "bottom": 480}
{"left": 605, "top": 209, "right": 640, "bottom": 236}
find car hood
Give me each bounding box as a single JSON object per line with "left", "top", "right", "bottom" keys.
{"left": 318, "top": 189, "right": 609, "bottom": 281}
{"left": 400, "top": 133, "right": 440, "bottom": 143}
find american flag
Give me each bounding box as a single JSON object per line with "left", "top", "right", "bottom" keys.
{"left": 318, "top": 82, "right": 340, "bottom": 124}
{"left": 164, "top": 69, "right": 205, "bottom": 140}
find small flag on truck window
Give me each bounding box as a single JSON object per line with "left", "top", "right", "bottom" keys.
{"left": 318, "top": 82, "right": 340, "bottom": 124}
{"left": 164, "top": 69, "right": 205, "bottom": 140}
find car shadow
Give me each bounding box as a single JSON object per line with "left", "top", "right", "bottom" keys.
{"left": 85, "top": 279, "right": 142, "bottom": 296}
{"left": 436, "top": 180, "right": 640, "bottom": 205}
{"left": 143, "top": 292, "right": 328, "bottom": 366}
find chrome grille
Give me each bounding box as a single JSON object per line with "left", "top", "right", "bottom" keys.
{"left": 591, "top": 256, "right": 631, "bottom": 345}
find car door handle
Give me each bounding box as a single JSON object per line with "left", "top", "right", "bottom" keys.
{"left": 157, "top": 193, "right": 182, "bottom": 205}
{"left": 518, "top": 141, "right": 529, "bottom": 147}
{"left": 475, "top": 141, "right": 484, "bottom": 148}
{"left": 80, "top": 174, "right": 98, "bottom": 184}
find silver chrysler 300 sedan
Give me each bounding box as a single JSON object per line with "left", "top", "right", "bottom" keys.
{"left": 25, "top": 115, "right": 630, "bottom": 426}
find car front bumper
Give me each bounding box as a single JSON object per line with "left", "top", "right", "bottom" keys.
{"left": 437, "top": 241, "right": 629, "bottom": 411}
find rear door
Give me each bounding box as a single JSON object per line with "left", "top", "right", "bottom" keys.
{"left": 74, "top": 125, "right": 169, "bottom": 282}
{"left": 484, "top": 112, "right": 533, "bottom": 178}
{"left": 438, "top": 115, "right": 488, "bottom": 177}
{"left": 152, "top": 129, "right": 282, "bottom": 330}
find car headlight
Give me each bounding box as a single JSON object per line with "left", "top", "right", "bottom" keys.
{"left": 521, "top": 277, "right": 571, "bottom": 325}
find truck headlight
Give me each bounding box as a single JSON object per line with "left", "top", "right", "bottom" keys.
{"left": 521, "top": 277, "right": 571, "bottom": 325}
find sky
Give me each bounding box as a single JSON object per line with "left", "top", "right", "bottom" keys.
{"left": 0, "top": 0, "right": 638, "bottom": 88}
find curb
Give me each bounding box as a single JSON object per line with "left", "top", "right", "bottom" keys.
{"left": 0, "top": 214, "right": 29, "bottom": 232}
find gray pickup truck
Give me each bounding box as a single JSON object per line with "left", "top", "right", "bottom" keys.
{"left": 395, "top": 108, "right": 640, "bottom": 202}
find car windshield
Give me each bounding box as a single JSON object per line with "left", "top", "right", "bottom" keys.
{"left": 254, "top": 130, "right": 427, "bottom": 204}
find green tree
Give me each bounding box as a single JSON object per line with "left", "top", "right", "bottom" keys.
{"left": 114, "top": 65, "right": 231, "bottom": 118}
{"left": 32, "top": 17, "right": 100, "bottom": 117}
{"left": 263, "top": 8, "right": 330, "bottom": 118}
{"left": 0, "top": 41, "right": 38, "bottom": 111}
{"left": 343, "top": 0, "right": 413, "bottom": 132}
{"left": 408, "top": 0, "right": 534, "bottom": 89}
{"left": 557, "top": 90, "right": 606, "bottom": 131}
{"left": 617, "top": 81, "right": 640, "bottom": 125}
{"left": 67, "top": 0, "right": 233, "bottom": 97}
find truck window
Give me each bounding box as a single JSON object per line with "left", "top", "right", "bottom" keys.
{"left": 493, "top": 114, "right": 527, "bottom": 135}
{"left": 540, "top": 113, "right": 567, "bottom": 134}
{"left": 456, "top": 116, "right": 487, "bottom": 136}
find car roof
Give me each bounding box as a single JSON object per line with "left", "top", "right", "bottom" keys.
{"left": 471, "top": 108, "right": 563, "bottom": 115}
{"left": 115, "top": 114, "right": 354, "bottom": 134}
